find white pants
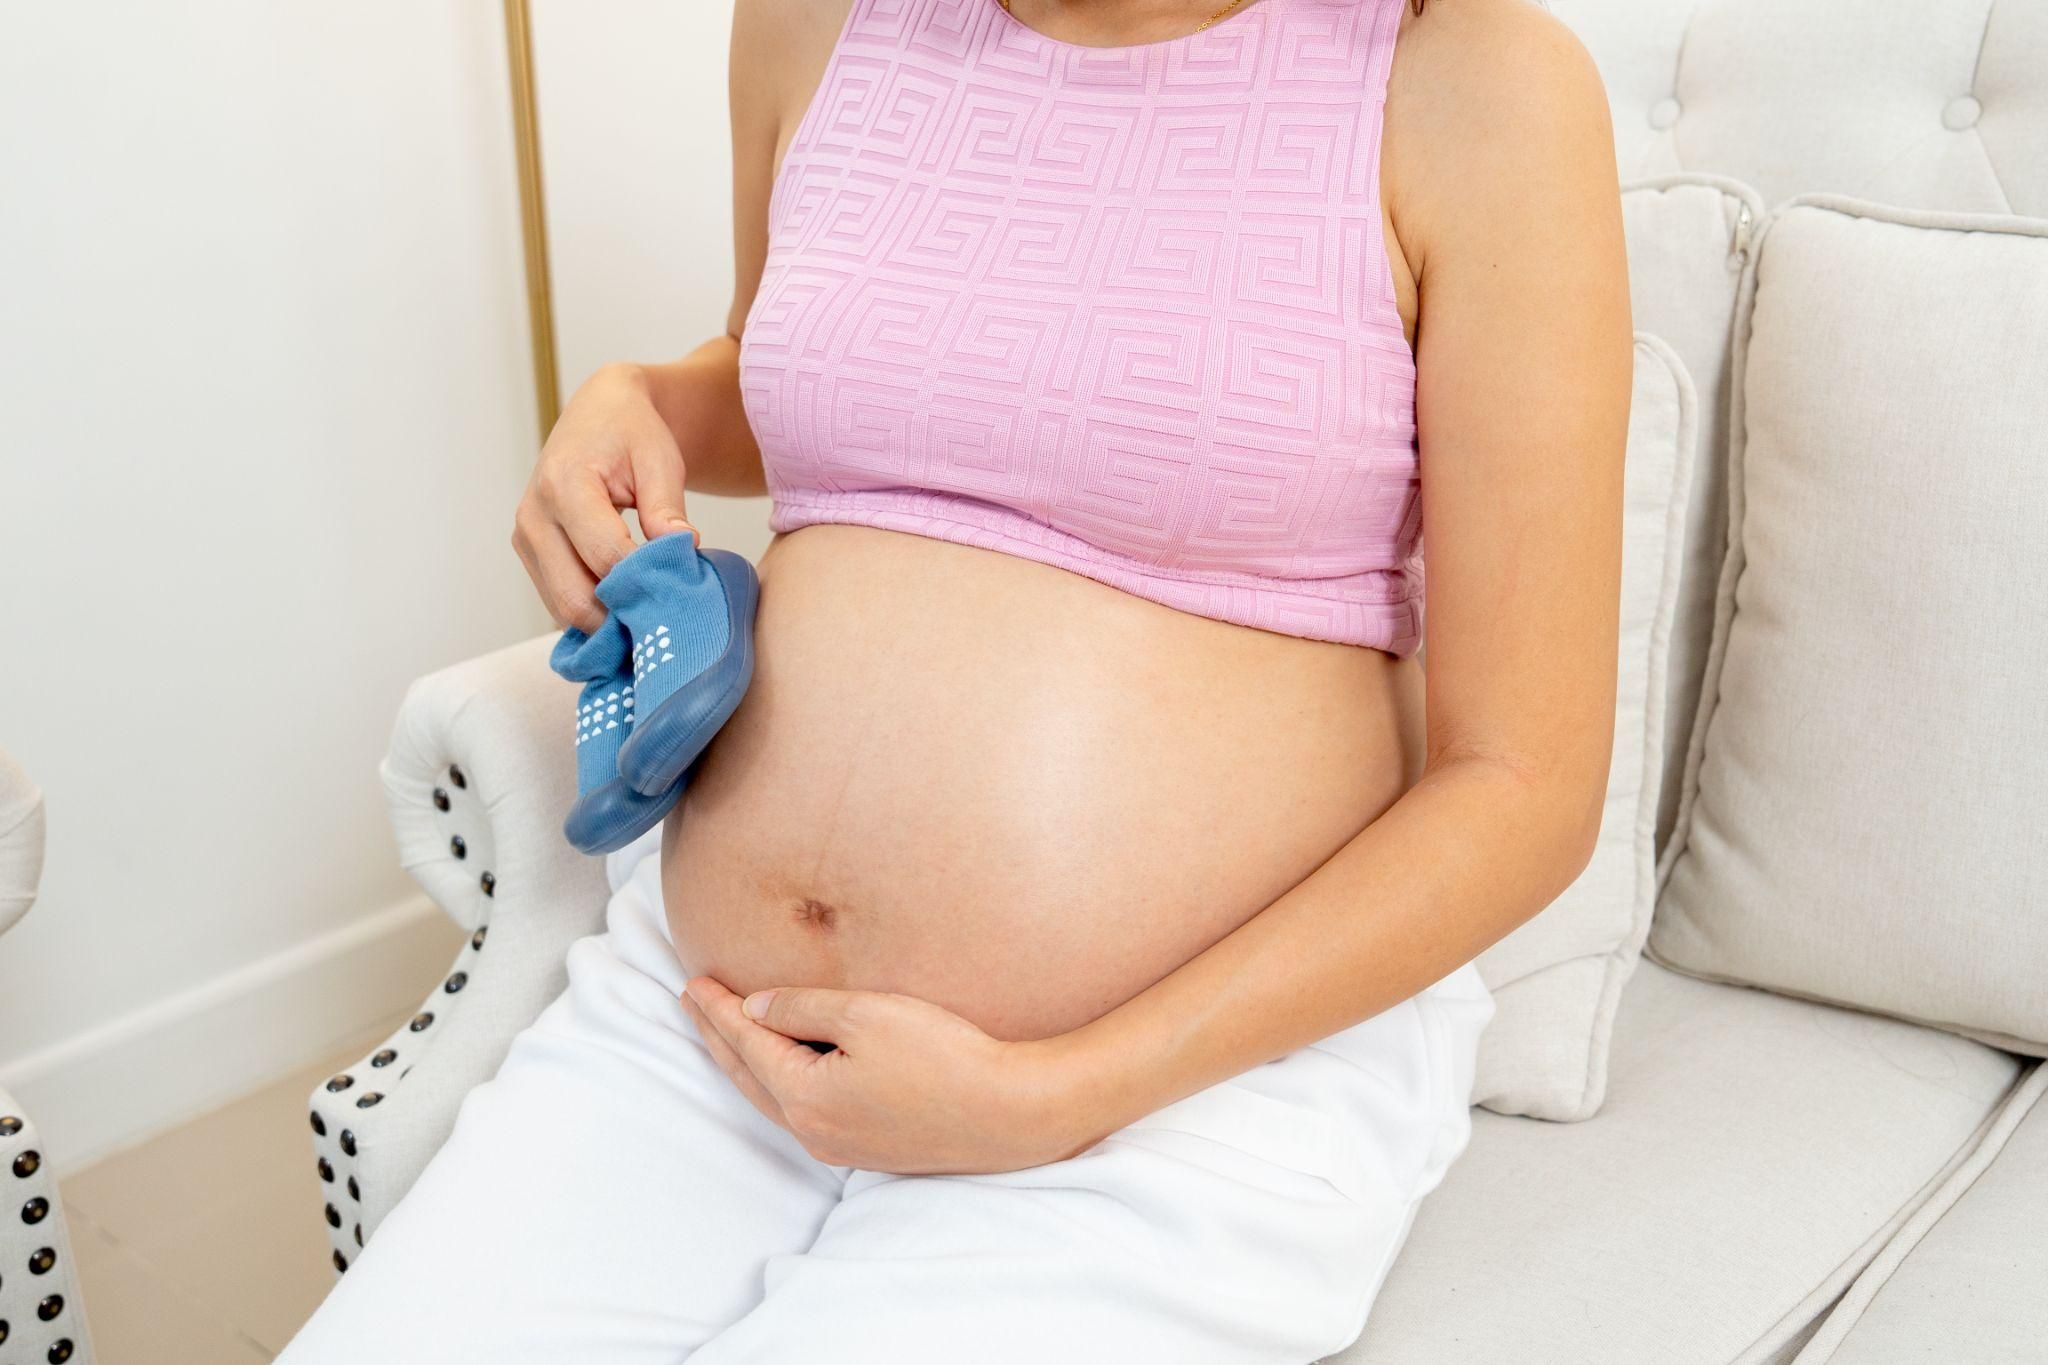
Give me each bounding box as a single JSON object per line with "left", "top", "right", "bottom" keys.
{"left": 282, "top": 837, "right": 1492, "bottom": 1365}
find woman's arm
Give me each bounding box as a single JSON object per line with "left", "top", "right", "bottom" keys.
{"left": 629, "top": 0, "right": 842, "bottom": 502}
{"left": 509, "top": 0, "right": 827, "bottom": 627}
{"left": 1036, "top": 0, "right": 1634, "bottom": 1143}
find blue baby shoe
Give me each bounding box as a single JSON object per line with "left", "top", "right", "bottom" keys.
{"left": 597, "top": 536, "right": 760, "bottom": 798}
{"left": 549, "top": 619, "right": 687, "bottom": 856}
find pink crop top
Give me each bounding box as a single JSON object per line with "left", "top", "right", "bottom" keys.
{"left": 739, "top": 0, "right": 1422, "bottom": 655}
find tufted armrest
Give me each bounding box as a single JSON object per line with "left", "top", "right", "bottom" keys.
{"left": 0, "top": 749, "right": 93, "bottom": 1364}
{"left": 0, "top": 748, "right": 46, "bottom": 938}
{"left": 306, "top": 634, "right": 613, "bottom": 1272}
{"left": 378, "top": 632, "right": 601, "bottom": 932}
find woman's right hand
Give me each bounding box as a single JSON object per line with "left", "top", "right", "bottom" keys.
{"left": 512, "top": 362, "right": 699, "bottom": 633}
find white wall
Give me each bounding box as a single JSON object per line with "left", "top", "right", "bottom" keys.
{"left": 531, "top": 0, "right": 777, "bottom": 559}
{"left": 0, "top": 4, "right": 550, "bottom": 1168}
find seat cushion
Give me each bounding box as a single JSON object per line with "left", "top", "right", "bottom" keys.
{"left": 1795, "top": 1064, "right": 2048, "bottom": 1364}
{"left": 1335, "top": 963, "right": 2023, "bottom": 1365}
{"left": 1649, "top": 196, "right": 2048, "bottom": 1054}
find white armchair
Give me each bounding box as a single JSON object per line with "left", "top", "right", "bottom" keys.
{"left": 0, "top": 749, "right": 94, "bottom": 1365}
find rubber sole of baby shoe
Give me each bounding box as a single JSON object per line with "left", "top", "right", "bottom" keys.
{"left": 562, "top": 769, "right": 687, "bottom": 857}
{"left": 615, "top": 547, "right": 760, "bottom": 798}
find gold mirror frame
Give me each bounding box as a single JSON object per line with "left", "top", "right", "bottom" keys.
{"left": 504, "top": 0, "right": 560, "bottom": 439}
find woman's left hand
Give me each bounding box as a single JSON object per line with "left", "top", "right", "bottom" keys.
{"left": 680, "top": 975, "right": 1102, "bottom": 1175}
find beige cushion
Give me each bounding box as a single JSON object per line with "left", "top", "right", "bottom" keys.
{"left": 1650, "top": 196, "right": 2048, "bottom": 1054}
{"left": 1468, "top": 337, "right": 1695, "bottom": 1121}
{"left": 1337, "top": 963, "right": 2024, "bottom": 1365}
{"left": 1798, "top": 1065, "right": 2048, "bottom": 1364}
{"left": 1619, "top": 175, "right": 1764, "bottom": 857}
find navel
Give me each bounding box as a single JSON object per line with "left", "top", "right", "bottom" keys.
{"left": 792, "top": 896, "right": 838, "bottom": 931}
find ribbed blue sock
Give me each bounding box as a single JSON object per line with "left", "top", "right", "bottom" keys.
{"left": 547, "top": 620, "right": 636, "bottom": 800}
{"left": 598, "top": 533, "right": 758, "bottom": 795}
{"left": 598, "top": 532, "right": 732, "bottom": 703}
{"left": 550, "top": 614, "right": 692, "bottom": 856}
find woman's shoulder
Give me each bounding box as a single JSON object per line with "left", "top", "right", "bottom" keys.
{"left": 731, "top": 0, "right": 854, "bottom": 90}
{"left": 1392, "top": 0, "right": 1597, "bottom": 100}
{"left": 1390, "top": 0, "right": 1609, "bottom": 136}
{"left": 1384, "top": 0, "right": 1619, "bottom": 274}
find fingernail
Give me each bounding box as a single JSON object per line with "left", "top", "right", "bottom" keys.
{"left": 743, "top": 990, "right": 775, "bottom": 1020}
{"left": 683, "top": 980, "right": 701, "bottom": 1004}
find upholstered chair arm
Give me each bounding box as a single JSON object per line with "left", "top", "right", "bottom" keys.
{"left": 0, "top": 748, "right": 94, "bottom": 1364}
{"left": 306, "top": 634, "right": 613, "bottom": 1270}
{"left": 0, "top": 748, "right": 46, "bottom": 938}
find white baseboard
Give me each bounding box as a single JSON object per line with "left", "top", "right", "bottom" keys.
{"left": 0, "top": 895, "right": 464, "bottom": 1175}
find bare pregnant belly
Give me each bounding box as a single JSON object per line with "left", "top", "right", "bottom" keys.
{"left": 661, "top": 524, "right": 1424, "bottom": 1042}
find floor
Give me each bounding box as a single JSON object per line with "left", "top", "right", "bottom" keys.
{"left": 58, "top": 1013, "right": 410, "bottom": 1363}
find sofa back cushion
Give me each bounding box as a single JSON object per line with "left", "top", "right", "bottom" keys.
{"left": 1619, "top": 176, "right": 1762, "bottom": 855}
{"left": 1650, "top": 195, "right": 2048, "bottom": 1053}
{"left": 1548, "top": 0, "right": 2047, "bottom": 219}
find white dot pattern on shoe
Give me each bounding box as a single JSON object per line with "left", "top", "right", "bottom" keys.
{"left": 632, "top": 626, "right": 677, "bottom": 683}
{"left": 575, "top": 685, "right": 636, "bottom": 747}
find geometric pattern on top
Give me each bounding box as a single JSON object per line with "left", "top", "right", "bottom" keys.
{"left": 740, "top": 0, "right": 1424, "bottom": 655}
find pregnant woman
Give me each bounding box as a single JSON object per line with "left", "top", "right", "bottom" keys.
{"left": 285, "top": 0, "right": 1628, "bottom": 1358}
